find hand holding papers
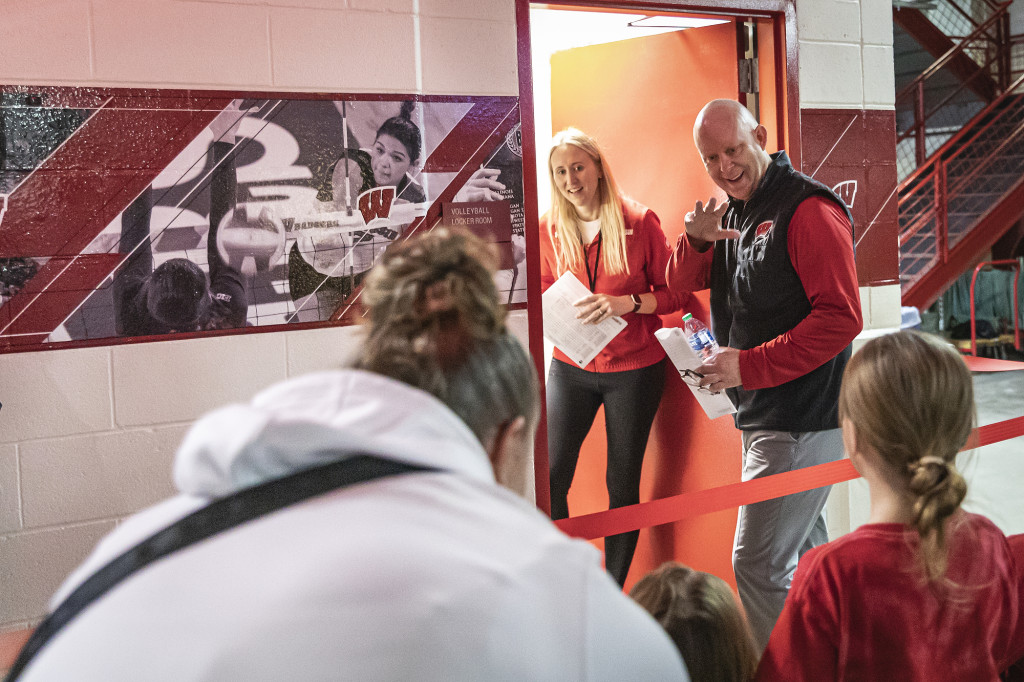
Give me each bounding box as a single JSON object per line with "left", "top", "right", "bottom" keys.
{"left": 656, "top": 327, "right": 736, "bottom": 419}
{"left": 542, "top": 272, "right": 626, "bottom": 368}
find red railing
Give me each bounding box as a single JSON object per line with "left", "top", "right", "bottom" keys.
{"left": 966, "top": 260, "right": 1021, "bottom": 356}
{"left": 896, "top": 1, "right": 1013, "bottom": 170}
{"left": 898, "top": 72, "right": 1024, "bottom": 304}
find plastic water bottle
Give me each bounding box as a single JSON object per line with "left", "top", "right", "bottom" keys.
{"left": 682, "top": 312, "right": 719, "bottom": 361}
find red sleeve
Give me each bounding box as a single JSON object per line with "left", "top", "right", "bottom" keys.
{"left": 739, "top": 196, "right": 863, "bottom": 390}
{"left": 637, "top": 209, "right": 688, "bottom": 314}
{"left": 665, "top": 231, "right": 713, "bottom": 294}
{"left": 1003, "top": 534, "right": 1024, "bottom": 678}
{"left": 756, "top": 548, "right": 840, "bottom": 680}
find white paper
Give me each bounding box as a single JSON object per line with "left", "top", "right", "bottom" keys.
{"left": 656, "top": 327, "right": 737, "bottom": 420}
{"left": 542, "top": 271, "right": 627, "bottom": 368}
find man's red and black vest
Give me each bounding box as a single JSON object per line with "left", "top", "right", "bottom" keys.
{"left": 710, "top": 151, "right": 855, "bottom": 432}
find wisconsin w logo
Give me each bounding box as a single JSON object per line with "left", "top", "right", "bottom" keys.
{"left": 358, "top": 186, "right": 396, "bottom": 226}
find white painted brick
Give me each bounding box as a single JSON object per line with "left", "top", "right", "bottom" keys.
{"left": 0, "top": 446, "right": 20, "bottom": 535}
{"left": 506, "top": 308, "right": 531, "bottom": 356}
{"left": 870, "top": 283, "right": 902, "bottom": 328}
{"left": 798, "top": 41, "right": 864, "bottom": 108}
{"left": 194, "top": 0, "right": 358, "bottom": 6}
{"left": 285, "top": 325, "right": 365, "bottom": 377}
{"left": 0, "top": 521, "right": 115, "bottom": 623}
{"left": 0, "top": 0, "right": 92, "bottom": 83}
{"left": 861, "top": 0, "right": 894, "bottom": 46}
{"left": 19, "top": 426, "right": 185, "bottom": 529}
{"left": 419, "top": 0, "right": 515, "bottom": 23}
{"left": 0, "top": 349, "right": 113, "bottom": 444}
{"left": 858, "top": 285, "right": 872, "bottom": 326}
{"left": 863, "top": 45, "right": 896, "bottom": 107}
{"left": 91, "top": 0, "right": 271, "bottom": 87}
{"left": 419, "top": 16, "right": 518, "bottom": 96}
{"left": 349, "top": 0, "right": 415, "bottom": 11}
{"left": 270, "top": 8, "right": 418, "bottom": 92}
{"left": 112, "top": 333, "right": 287, "bottom": 427}
{"left": 797, "top": 0, "right": 861, "bottom": 43}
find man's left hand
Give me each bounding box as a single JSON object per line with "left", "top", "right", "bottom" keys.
{"left": 697, "top": 347, "right": 742, "bottom": 392}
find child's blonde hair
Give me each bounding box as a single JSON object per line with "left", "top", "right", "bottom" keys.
{"left": 839, "top": 330, "right": 973, "bottom": 582}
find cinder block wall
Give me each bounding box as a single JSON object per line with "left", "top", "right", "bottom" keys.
{"left": 0, "top": 0, "right": 519, "bottom": 635}
{"left": 798, "top": 0, "right": 898, "bottom": 538}
{"left": 0, "top": 0, "right": 898, "bottom": 637}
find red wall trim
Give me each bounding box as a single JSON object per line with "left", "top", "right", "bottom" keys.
{"left": 515, "top": 0, "right": 552, "bottom": 515}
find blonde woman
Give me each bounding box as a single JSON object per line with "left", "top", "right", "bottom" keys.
{"left": 757, "top": 331, "right": 1024, "bottom": 679}
{"left": 540, "top": 127, "right": 684, "bottom": 586}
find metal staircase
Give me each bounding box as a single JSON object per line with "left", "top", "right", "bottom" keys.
{"left": 894, "top": 0, "right": 1024, "bottom": 310}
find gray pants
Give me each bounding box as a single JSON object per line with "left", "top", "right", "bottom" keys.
{"left": 733, "top": 428, "right": 844, "bottom": 651}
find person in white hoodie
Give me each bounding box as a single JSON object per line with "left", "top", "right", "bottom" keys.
{"left": 10, "top": 228, "right": 688, "bottom": 682}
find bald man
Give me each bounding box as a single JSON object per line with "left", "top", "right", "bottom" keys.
{"left": 666, "top": 99, "right": 862, "bottom": 649}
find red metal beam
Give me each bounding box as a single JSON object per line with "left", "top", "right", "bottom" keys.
{"left": 893, "top": 7, "right": 998, "bottom": 102}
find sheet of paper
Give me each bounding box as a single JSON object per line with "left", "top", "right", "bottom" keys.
{"left": 656, "top": 327, "right": 737, "bottom": 420}
{"left": 542, "top": 271, "right": 627, "bottom": 368}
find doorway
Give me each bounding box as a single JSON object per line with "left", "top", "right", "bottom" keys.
{"left": 523, "top": 2, "right": 790, "bottom": 589}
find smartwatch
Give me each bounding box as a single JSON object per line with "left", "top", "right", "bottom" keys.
{"left": 630, "top": 293, "right": 642, "bottom": 313}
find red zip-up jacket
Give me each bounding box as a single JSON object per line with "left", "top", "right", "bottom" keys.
{"left": 540, "top": 197, "right": 687, "bottom": 372}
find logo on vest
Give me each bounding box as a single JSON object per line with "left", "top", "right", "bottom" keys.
{"left": 753, "top": 220, "right": 774, "bottom": 246}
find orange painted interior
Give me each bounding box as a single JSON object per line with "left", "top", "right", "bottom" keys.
{"left": 757, "top": 18, "right": 781, "bottom": 152}
{"left": 548, "top": 19, "right": 768, "bottom": 590}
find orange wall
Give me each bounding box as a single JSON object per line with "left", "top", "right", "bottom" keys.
{"left": 549, "top": 21, "right": 747, "bottom": 589}
{"left": 757, "top": 18, "right": 781, "bottom": 153}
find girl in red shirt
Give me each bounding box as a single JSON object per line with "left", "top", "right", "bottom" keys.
{"left": 757, "top": 331, "right": 1024, "bottom": 679}
{"left": 540, "top": 128, "right": 684, "bottom": 586}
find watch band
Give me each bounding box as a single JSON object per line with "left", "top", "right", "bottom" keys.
{"left": 630, "top": 293, "right": 642, "bottom": 313}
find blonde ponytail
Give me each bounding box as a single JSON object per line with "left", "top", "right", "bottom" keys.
{"left": 838, "top": 330, "right": 975, "bottom": 583}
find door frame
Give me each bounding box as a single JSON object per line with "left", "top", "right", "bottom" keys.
{"left": 515, "top": 0, "right": 799, "bottom": 514}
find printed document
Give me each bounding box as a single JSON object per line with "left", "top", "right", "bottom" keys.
{"left": 656, "top": 327, "right": 736, "bottom": 419}
{"left": 542, "top": 272, "right": 626, "bottom": 368}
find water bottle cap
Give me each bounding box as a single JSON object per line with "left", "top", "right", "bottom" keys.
{"left": 682, "top": 313, "right": 693, "bottom": 321}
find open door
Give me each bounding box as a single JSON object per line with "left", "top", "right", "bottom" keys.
{"left": 534, "top": 7, "right": 784, "bottom": 589}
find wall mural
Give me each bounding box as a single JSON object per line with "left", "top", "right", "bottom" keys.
{"left": 0, "top": 87, "right": 526, "bottom": 352}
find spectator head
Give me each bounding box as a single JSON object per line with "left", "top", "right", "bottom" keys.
{"left": 630, "top": 562, "right": 758, "bottom": 682}
{"left": 839, "top": 329, "right": 973, "bottom": 582}
{"left": 354, "top": 227, "right": 538, "bottom": 494}
{"left": 146, "top": 258, "right": 211, "bottom": 331}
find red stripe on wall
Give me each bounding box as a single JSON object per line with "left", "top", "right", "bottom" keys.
{"left": 0, "top": 94, "right": 235, "bottom": 347}
{"left": 420, "top": 97, "right": 518, "bottom": 173}
{"left": 0, "top": 253, "right": 124, "bottom": 348}
{"left": 0, "top": 98, "right": 230, "bottom": 259}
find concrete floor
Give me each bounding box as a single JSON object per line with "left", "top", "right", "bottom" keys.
{"left": 961, "top": 364, "right": 1024, "bottom": 536}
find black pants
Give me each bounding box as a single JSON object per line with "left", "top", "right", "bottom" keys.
{"left": 546, "top": 357, "right": 666, "bottom": 586}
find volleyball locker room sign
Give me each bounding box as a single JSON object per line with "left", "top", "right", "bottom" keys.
{"left": 0, "top": 87, "right": 525, "bottom": 352}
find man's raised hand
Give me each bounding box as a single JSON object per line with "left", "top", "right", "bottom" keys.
{"left": 684, "top": 197, "right": 738, "bottom": 246}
